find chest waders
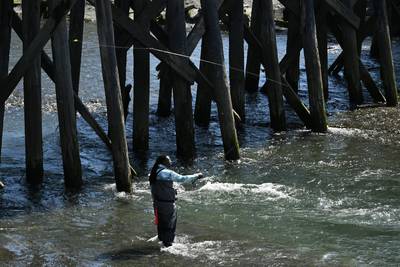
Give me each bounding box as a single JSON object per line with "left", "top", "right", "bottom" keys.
{"left": 151, "top": 169, "right": 178, "bottom": 246}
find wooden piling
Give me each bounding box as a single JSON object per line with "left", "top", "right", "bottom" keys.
{"left": 149, "top": 25, "right": 172, "bottom": 118}
{"left": 389, "top": 0, "right": 400, "bottom": 36}
{"left": 157, "top": 63, "right": 173, "bottom": 117}
{"left": 194, "top": 38, "right": 213, "bottom": 127}
{"left": 339, "top": 0, "right": 363, "bottom": 107}
{"left": 316, "top": 1, "right": 329, "bottom": 101}
{"left": 114, "top": 0, "right": 130, "bottom": 118}
{"left": 374, "top": 0, "right": 398, "bottom": 106}
{"left": 301, "top": 0, "right": 328, "bottom": 132}
{"left": 328, "top": 14, "right": 386, "bottom": 104}
{"left": 22, "top": 0, "right": 43, "bottom": 183}
{"left": 354, "top": 0, "right": 367, "bottom": 54}
{"left": 95, "top": 0, "right": 132, "bottom": 192}
{"left": 260, "top": 0, "right": 286, "bottom": 131}
{"left": 285, "top": 9, "right": 301, "bottom": 93}
{"left": 49, "top": 0, "right": 82, "bottom": 188}
{"left": 167, "top": 0, "right": 196, "bottom": 159}
{"left": 22, "top": 0, "right": 44, "bottom": 182}
{"left": 0, "top": 0, "right": 12, "bottom": 162}
{"left": 228, "top": 0, "right": 245, "bottom": 124}
{"left": 245, "top": 0, "right": 262, "bottom": 93}
{"left": 201, "top": 0, "right": 240, "bottom": 160}
{"left": 133, "top": 0, "right": 150, "bottom": 152}
{"left": 69, "top": 0, "right": 85, "bottom": 94}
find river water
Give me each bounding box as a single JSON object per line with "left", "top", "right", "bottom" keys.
{"left": 1, "top": 22, "right": 400, "bottom": 266}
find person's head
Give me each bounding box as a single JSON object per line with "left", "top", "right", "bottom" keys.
{"left": 149, "top": 155, "right": 171, "bottom": 185}
{"left": 157, "top": 155, "right": 171, "bottom": 167}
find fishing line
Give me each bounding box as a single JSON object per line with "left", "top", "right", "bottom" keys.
{"left": 73, "top": 39, "right": 292, "bottom": 89}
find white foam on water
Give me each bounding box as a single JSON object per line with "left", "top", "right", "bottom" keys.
{"left": 146, "top": 235, "right": 159, "bottom": 242}
{"left": 321, "top": 252, "right": 339, "bottom": 263}
{"left": 318, "top": 196, "right": 344, "bottom": 210}
{"left": 356, "top": 169, "right": 391, "bottom": 180}
{"left": 317, "top": 160, "right": 342, "bottom": 168}
{"left": 103, "top": 183, "right": 116, "bottom": 191}
{"left": 328, "top": 127, "right": 377, "bottom": 139}
{"left": 103, "top": 183, "right": 147, "bottom": 201}
{"left": 160, "top": 235, "right": 227, "bottom": 261}
{"left": 198, "top": 182, "right": 291, "bottom": 199}
{"left": 332, "top": 207, "right": 399, "bottom": 225}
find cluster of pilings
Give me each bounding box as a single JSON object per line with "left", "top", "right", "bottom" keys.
{"left": 0, "top": 0, "right": 398, "bottom": 193}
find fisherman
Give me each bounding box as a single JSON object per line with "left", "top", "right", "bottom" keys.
{"left": 149, "top": 155, "right": 203, "bottom": 247}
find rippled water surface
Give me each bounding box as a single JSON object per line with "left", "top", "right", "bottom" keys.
{"left": 1, "top": 23, "right": 400, "bottom": 266}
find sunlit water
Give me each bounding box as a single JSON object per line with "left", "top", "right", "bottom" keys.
{"left": 1, "top": 22, "right": 400, "bottom": 266}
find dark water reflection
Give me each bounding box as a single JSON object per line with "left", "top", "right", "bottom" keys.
{"left": 1, "top": 23, "right": 400, "bottom": 266}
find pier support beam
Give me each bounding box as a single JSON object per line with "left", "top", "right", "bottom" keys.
{"left": 133, "top": 0, "right": 150, "bottom": 152}
{"left": 114, "top": 0, "right": 130, "bottom": 118}
{"left": 50, "top": 0, "right": 82, "bottom": 188}
{"left": 245, "top": 0, "right": 262, "bottom": 93}
{"left": 69, "top": 0, "right": 85, "bottom": 94}
{"left": 167, "top": 0, "right": 196, "bottom": 159}
{"left": 228, "top": 0, "right": 245, "bottom": 124}
{"left": 194, "top": 37, "right": 213, "bottom": 127}
{"left": 201, "top": 0, "right": 240, "bottom": 160}
{"left": 260, "top": 0, "right": 286, "bottom": 131}
{"left": 95, "top": 0, "right": 132, "bottom": 192}
{"left": 0, "top": 0, "right": 12, "bottom": 162}
{"left": 339, "top": 0, "right": 363, "bottom": 107}
{"left": 285, "top": 9, "right": 301, "bottom": 93}
{"left": 22, "top": 0, "right": 43, "bottom": 184}
{"left": 316, "top": 0, "right": 329, "bottom": 101}
{"left": 157, "top": 63, "right": 172, "bottom": 117}
{"left": 301, "top": 0, "right": 328, "bottom": 132}
{"left": 374, "top": 0, "right": 398, "bottom": 106}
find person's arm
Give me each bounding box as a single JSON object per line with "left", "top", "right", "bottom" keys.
{"left": 157, "top": 169, "right": 203, "bottom": 183}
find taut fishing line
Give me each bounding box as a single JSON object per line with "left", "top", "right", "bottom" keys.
{"left": 74, "top": 39, "right": 293, "bottom": 89}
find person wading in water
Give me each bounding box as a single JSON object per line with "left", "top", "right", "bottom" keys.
{"left": 149, "top": 155, "right": 203, "bottom": 247}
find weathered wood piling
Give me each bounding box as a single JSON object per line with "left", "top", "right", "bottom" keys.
{"left": 301, "top": 0, "right": 327, "bottom": 132}
{"left": 22, "top": 0, "right": 43, "bottom": 184}
{"left": 228, "top": 0, "right": 245, "bottom": 124}
{"left": 167, "top": 0, "right": 196, "bottom": 159}
{"left": 200, "top": 0, "right": 240, "bottom": 160}
{"left": 50, "top": 0, "right": 83, "bottom": 188}
{"left": 133, "top": 0, "right": 150, "bottom": 152}
{"left": 69, "top": 0, "right": 85, "bottom": 94}
{"left": 260, "top": 0, "right": 286, "bottom": 131}
{"left": 0, "top": 0, "right": 398, "bottom": 191}
{"left": 114, "top": 0, "right": 130, "bottom": 118}
{"left": 374, "top": 0, "right": 398, "bottom": 106}
{"left": 0, "top": 0, "right": 12, "bottom": 162}
{"left": 95, "top": 0, "right": 132, "bottom": 192}
{"left": 245, "top": 0, "right": 262, "bottom": 93}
